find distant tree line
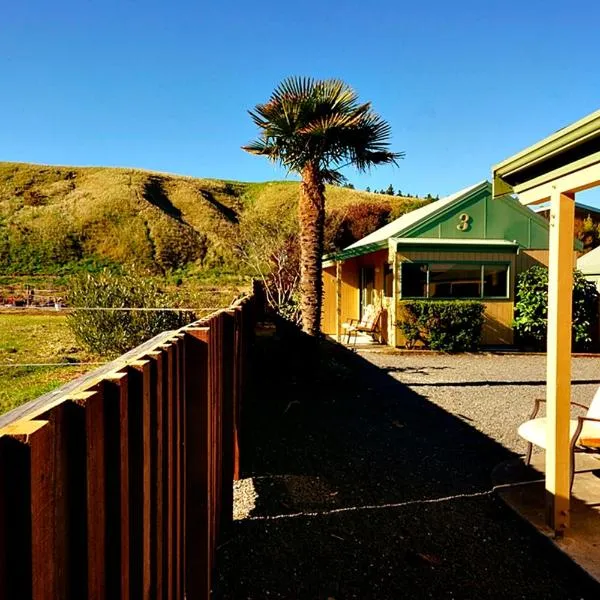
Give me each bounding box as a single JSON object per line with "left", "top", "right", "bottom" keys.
{"left": 343, "top": 182, "right": 439, "bottom": 200}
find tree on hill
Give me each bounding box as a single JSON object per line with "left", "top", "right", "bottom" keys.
{"left": 577, "top": 215, "right": 600, "bottom": 253}
{"left": 243, "top": 77, "right": 402, "bottom": 336}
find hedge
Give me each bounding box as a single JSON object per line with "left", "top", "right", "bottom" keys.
{"left": 397, "top": 300, "right": 485, "bottom": 352}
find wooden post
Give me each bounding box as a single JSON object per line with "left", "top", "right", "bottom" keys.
{"left": 0, "top": 420, "right": 53, "bottom": 600}
{"left": 391, "top": 253, "right": 399, "bottom": 347}
{"left": 220, "top": 311, "right": 235, "bottom": 533}
{"left": 336, "top": 261, "right": 342, "bottom": 341}
{"left": 545, "top": 190, "right": 575, "bottom": 534}
{"left": 160, "top": 343, "right": 176, "bottom": 600}
{"left": 146, "top": 350, "right": 165, "bottom": 599}
{"left": 184, "top": 327, "right": 211, "bottom": 600}
{"left": 39, "top": 399, "right": 89, "bottom": 600}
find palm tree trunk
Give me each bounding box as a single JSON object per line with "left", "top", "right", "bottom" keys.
{"left": 299, "top": 162, "right": 325, "bottom": 336}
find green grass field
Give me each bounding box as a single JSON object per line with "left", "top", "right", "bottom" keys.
{"left": 0, "top": 312, "right": 102, "bottom": 414}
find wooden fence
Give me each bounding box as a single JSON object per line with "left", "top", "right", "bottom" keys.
{"left": 0, "top": 293, "right": 255, "bottom": 599}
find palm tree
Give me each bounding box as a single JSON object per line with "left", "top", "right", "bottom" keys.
{"left": 243, "top": 77, "right": 403, "bottom": 336}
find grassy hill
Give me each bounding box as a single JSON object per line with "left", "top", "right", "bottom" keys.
{"left": 0, "top": 162, "right": 427, "bottom": 276}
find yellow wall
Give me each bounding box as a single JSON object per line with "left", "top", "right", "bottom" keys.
{"left": 321, "top": 251, "right": 389, "bottom": 342}
{"left": 322, "top": 266, "right": 337, "bottom": 335}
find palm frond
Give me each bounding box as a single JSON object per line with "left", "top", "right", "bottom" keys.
{"left": 243, "top": 76, "right": 403, "bottom": 176}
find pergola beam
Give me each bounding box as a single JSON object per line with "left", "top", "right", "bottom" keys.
{"left": 515, "top": 158, "right": 600, "bottom": 205}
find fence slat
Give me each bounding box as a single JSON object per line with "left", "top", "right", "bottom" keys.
{"left": 39, "top": 399, "right": 89, "bottom": 600}
{"left": 127, "top": 361, "right": 152, "bottom": 600}
{"left": 147, "top": 350, "right": 165, "bottom": 599}
{"left": 184, "top": 327, "right": 211, "bottom": 600}
{"left": 0, "top": 430, "right": 32, "bottom": 599}
{"left": 220, "top": 311, "right": 235, "bottom": 531}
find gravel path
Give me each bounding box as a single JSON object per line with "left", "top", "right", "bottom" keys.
{"left": 214, "top": 337, "right": 600, "bottom": 599}
{"left": 360, "top": 351, "right": 600, "bottom": 456}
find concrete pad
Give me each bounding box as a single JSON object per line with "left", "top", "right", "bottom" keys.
{"left": 493, "top": 454, "right": 600, "bottom": 583}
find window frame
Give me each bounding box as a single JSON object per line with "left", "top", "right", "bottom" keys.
{"left": 400, "top": 260, "right": 511, "bottom": 300}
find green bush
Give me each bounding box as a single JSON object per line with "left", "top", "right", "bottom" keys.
{"left": 397, "top": 300, "right": 485, "bottom": 352}
{"left": 67, "top": 270, "right": 192, "bottom": 357}
{"left": 513, "top": 266, "right": 599, "bottom": 351}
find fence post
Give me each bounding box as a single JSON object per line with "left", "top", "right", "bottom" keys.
{"left": 147, "top": 349, "right": 165, "bottom": 599}
{"left": 221, "top": 310, "right": 235, "bottom": 531}
{"left": 0, "top": 420, "right": 54, "bottom": 600}
{"left": 127, "top": 361, "right": 152, "bottom": 600}
{"left": 160, "top": 343, "right": 176, "bottom": 600}
{"left": 39, "top": 398, "right": 89, "bottom": 600}
{"left": 184, "top": 326, "right": 211, "bottom": 600}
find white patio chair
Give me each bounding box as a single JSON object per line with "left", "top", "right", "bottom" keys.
{"left": 518, "top": 387, "right": 600, "bottom": 491}
{"left": 341, "top": 304, "right": 382, "bottom": 347}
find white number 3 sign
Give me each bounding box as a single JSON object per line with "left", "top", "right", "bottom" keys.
{"left": 456, "top": 213, "right": 471, "bottom": 231}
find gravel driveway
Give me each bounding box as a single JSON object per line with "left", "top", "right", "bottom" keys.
{"left": 361, "top": 351, "right": 600, "bottom": 456}
{"left": 214, "top": 337, "right": 600, "bottom": 599}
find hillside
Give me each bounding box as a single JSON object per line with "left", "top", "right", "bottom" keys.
{"left": 0, "top": 162, "right": 428, "bottom": 275}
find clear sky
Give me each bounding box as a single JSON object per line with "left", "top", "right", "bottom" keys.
{"left": 1, "top": 0, "right": 599, "bottom": 200}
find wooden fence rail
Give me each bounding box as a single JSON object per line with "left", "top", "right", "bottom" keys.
{"left": 0, "top": 292, "right": 255, "bottom": 599}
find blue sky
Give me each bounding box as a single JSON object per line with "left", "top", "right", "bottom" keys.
{"left": 1, "top": 0, "right": 599, "bottom": 201}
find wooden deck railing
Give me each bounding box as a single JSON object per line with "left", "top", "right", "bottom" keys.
{"left": 0, "top": 292, "right": 255, "bottom": 600}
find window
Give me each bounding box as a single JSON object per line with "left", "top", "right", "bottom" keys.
{"left": 401, "top": 262, "right": 509, "bottom": 299}
{"left": 429, "top": 263, "right": 482, "bottom": 298}
{"left": 483, "top": 264, "right": 508, "bottom": 298}
{"left": 360, "top": 267, "right": 375, "bottom": 317}
{"left": 401, "top": 263, "right": 428, "bottom": 298}
{"left": 384, "top": 262, "right": 394, "bottom": 297}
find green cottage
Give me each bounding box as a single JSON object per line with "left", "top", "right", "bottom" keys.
{"left": 321, "top": 181, "right": 552, "bottom": 346}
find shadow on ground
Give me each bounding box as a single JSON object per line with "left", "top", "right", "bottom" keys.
{"left": 214, "top": 324, "right": 600, "bottom": 599}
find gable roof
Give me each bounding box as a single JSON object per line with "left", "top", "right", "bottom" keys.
{"left": 344, "top": 181, "right": 488, "bottom": 251}
{"left": 322, "top": 180, "right": 556, "bottom": 265}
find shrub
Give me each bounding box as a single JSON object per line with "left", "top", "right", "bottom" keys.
{"left": 326, "top": 201, "right": 392, "bottom": 251}
{"left": 236, "top": 208, "right": 301, "bottom": 324}
{"left": 513, "top": 266, "right": 599, "bottom": 351}
{"left": 67, "top": 270, "right": 191, "bottom": 357}
{"left": 397, "top": 300, "right": 485, "bottom": 352}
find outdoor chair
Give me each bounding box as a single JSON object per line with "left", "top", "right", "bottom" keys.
{"left": 341, "top": 304, "right": 383, "bottom": 347}
{"left": 518, "top": 387, "right": 600, "bottom": 491}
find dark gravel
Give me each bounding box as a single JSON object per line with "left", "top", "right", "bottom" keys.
{"left": 214, "top": 334, "right": 600, "bottom": 599}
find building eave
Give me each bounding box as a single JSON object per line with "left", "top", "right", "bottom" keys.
{"left": 492, "top": 109, "right": 600, "bottom": 201}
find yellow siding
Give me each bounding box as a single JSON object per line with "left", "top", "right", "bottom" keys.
{"left": 482, "top": 301, "right": 514, "bottom": 344}
{"left": 341, "top": 260, "right": 360, "bottom": 324}
{"left": 322, "top": 266, "right": 337, "bottom": 335}
{"left": 517, "top": 249, "right": 550, "bottom": 272}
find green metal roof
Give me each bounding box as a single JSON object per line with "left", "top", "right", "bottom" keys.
{"left": 492, "top": 109, "right": 600, "bottom": 198}
{"left": 322, "top": 180, "right": 553, "bottom": 263}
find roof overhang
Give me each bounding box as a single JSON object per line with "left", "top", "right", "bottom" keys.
{"left": 492, "top": 109, "right": 600, "bottom": 204}
{"left": 322, "top": 238, "right": 520, "bottom": 266}
{"left": 391, "top": 237, "right": 519, "bottom": 253}
{"left": 322, "top": 240, "right": 388, "bottom": 266}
